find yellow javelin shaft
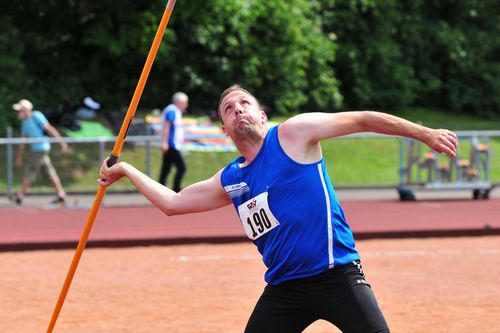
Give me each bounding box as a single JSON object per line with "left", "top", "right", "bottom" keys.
{"left": 46, "top": 1, "right": 177, "bottom": 332}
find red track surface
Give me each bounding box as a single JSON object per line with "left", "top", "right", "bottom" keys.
{"left": 0, "top": 199, "right": 498, "bottom": 251}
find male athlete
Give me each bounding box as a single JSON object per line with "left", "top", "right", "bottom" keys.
{"left": 99, "top": 85, "right": 457, "bottom": 332}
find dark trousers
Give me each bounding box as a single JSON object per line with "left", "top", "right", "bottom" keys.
{"left": 244, "top": 261, "right": 389, "bottom": 333}
{"left": 158, "top": 148, "right": 186, "bottom": 192}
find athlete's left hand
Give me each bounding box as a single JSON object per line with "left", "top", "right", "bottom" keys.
{"left": 426, "top": 129, "right": 458, "bottom": 158}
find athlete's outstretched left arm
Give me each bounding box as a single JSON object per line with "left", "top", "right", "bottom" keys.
{"left": 280, "top": 111, "right": 457, "bottom": 158}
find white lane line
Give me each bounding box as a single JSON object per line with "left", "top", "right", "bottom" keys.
{"left": 170, "top": 254, "right": 258, "bottom": 262}
{"left": 168, "top": 248, "right": 500, "bottom": 262}
{"left": 363, "top": 248, "right": 500, "bottom": 257}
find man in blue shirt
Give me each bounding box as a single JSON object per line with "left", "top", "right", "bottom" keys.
{"left": 158, "top": 92, "right": 188, "bottom": 192}
{"left": 11, "top": 99, "right": 68, "bottom": 205}
{"left": 98, "top": 85, "right": 458, "bottom": 332}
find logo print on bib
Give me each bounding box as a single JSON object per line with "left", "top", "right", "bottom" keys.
{"left": 247, "top": 199, "right": 257, "bottom": 210}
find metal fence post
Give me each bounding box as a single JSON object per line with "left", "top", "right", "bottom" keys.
{"left": 99, "top": 139, "right": 105, "bottom": 164}
{"left": 6, "top": 126, "right": 13, "bottom": 195}
{"left": 146, "top": 138, "right": 151, "bottom": 177}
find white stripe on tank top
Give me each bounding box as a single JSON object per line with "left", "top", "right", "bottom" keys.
{"left": 317, "top": 162, "right": 334, "bottom": 268}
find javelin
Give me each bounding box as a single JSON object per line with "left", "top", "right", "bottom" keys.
{"left": 46, "top": 1, "right": 177, "bottom": 331}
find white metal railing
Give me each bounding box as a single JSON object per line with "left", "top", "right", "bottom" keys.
{"left": 0, "top": 130, "right": 236, "bottom": 194}
{"left": 2, "top": 128, "right": 499, "bottom": 195}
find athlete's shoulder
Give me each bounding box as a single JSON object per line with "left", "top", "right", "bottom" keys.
{"left": 220, "top": 156, "right": 242, "bottom": 183}
{"left": 223, "top": 156, "right": 242, "bottom": 172}
{"left": 264, "top": 124, "right": 280, "bottom": 142}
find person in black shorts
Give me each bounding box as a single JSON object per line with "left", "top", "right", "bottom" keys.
{"left": 245, "top": 260, "right": 387, "bottom": 333}
{"left": 99, "top": 85, "right": 458, "bottom": 332}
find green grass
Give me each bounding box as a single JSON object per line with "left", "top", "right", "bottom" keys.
{"left": 322, "top": 138, "right": 400, "bottom": 186}
{"left": 65, "top": 121, "right": 114, "bottom": 138}
{"left": 395, "top": 108, "right": 500, "bottom": 130}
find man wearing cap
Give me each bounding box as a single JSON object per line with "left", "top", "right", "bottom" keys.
{"left": 11, "top": 99, "right": 68, "bottom": 205}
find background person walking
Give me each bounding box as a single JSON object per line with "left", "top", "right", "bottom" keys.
{"left": 158, "top": 92, "right": 188, "bottom": 192}
{"left": 10, "top": 99, "right": 68, "bottom": 205}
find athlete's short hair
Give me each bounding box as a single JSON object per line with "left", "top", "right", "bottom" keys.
{"left": 217, "top": 84, "right": 259, "bottom": 124}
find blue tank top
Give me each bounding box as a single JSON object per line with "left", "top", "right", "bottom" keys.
{"left": 221, "top": 125, "right": 359, "bottom": 285}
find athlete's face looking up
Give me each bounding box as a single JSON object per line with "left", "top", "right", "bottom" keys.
{"left": 220, "top": 90, "right": 266, "bottom": 141}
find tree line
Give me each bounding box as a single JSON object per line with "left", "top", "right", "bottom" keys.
{"left": 1, "top": 0, "right": 498, "bottom": 132}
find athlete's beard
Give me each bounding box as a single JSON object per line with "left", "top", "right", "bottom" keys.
{"left": 234, "top": 122, "right": 261, "bottom": 145}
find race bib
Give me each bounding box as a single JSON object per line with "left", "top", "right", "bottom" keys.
{"left": 238, "top": 192, "right": 280, "bottom": 240}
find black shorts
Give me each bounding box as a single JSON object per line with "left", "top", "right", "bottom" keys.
{"left": 244, "top": 260, "right": 389, "bottom": 333}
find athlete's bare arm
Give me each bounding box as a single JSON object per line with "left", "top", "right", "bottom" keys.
{"left": 279, "top": 112, "right": 457, "bottom": 163}
{"left": 98, "top": 160, "right": 231, "bottom": 215}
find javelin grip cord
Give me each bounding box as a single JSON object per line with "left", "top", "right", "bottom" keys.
{"left": 107, "top": 154, "right": 119, "bottom": 167}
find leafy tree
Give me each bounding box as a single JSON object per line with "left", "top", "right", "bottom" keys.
{"left": 1, "top": 0, "right": 340, "bottom": 128}
{"left": 320, "top": 0, "right": 499, "bottom": 114}
{"left": 2, "top": 0, "right": 498, "bottom": 134}
{"left": 0, "top": 13, "right": 27, "bottom": 133}
{"left": 151, "top": 0, "right": 342, "bottom": 114}
{"left": 424, "top": 0, "right": 499, "bottom": 114}
{"left": 319, "top": 0, "right": 417, "bottom": 110}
